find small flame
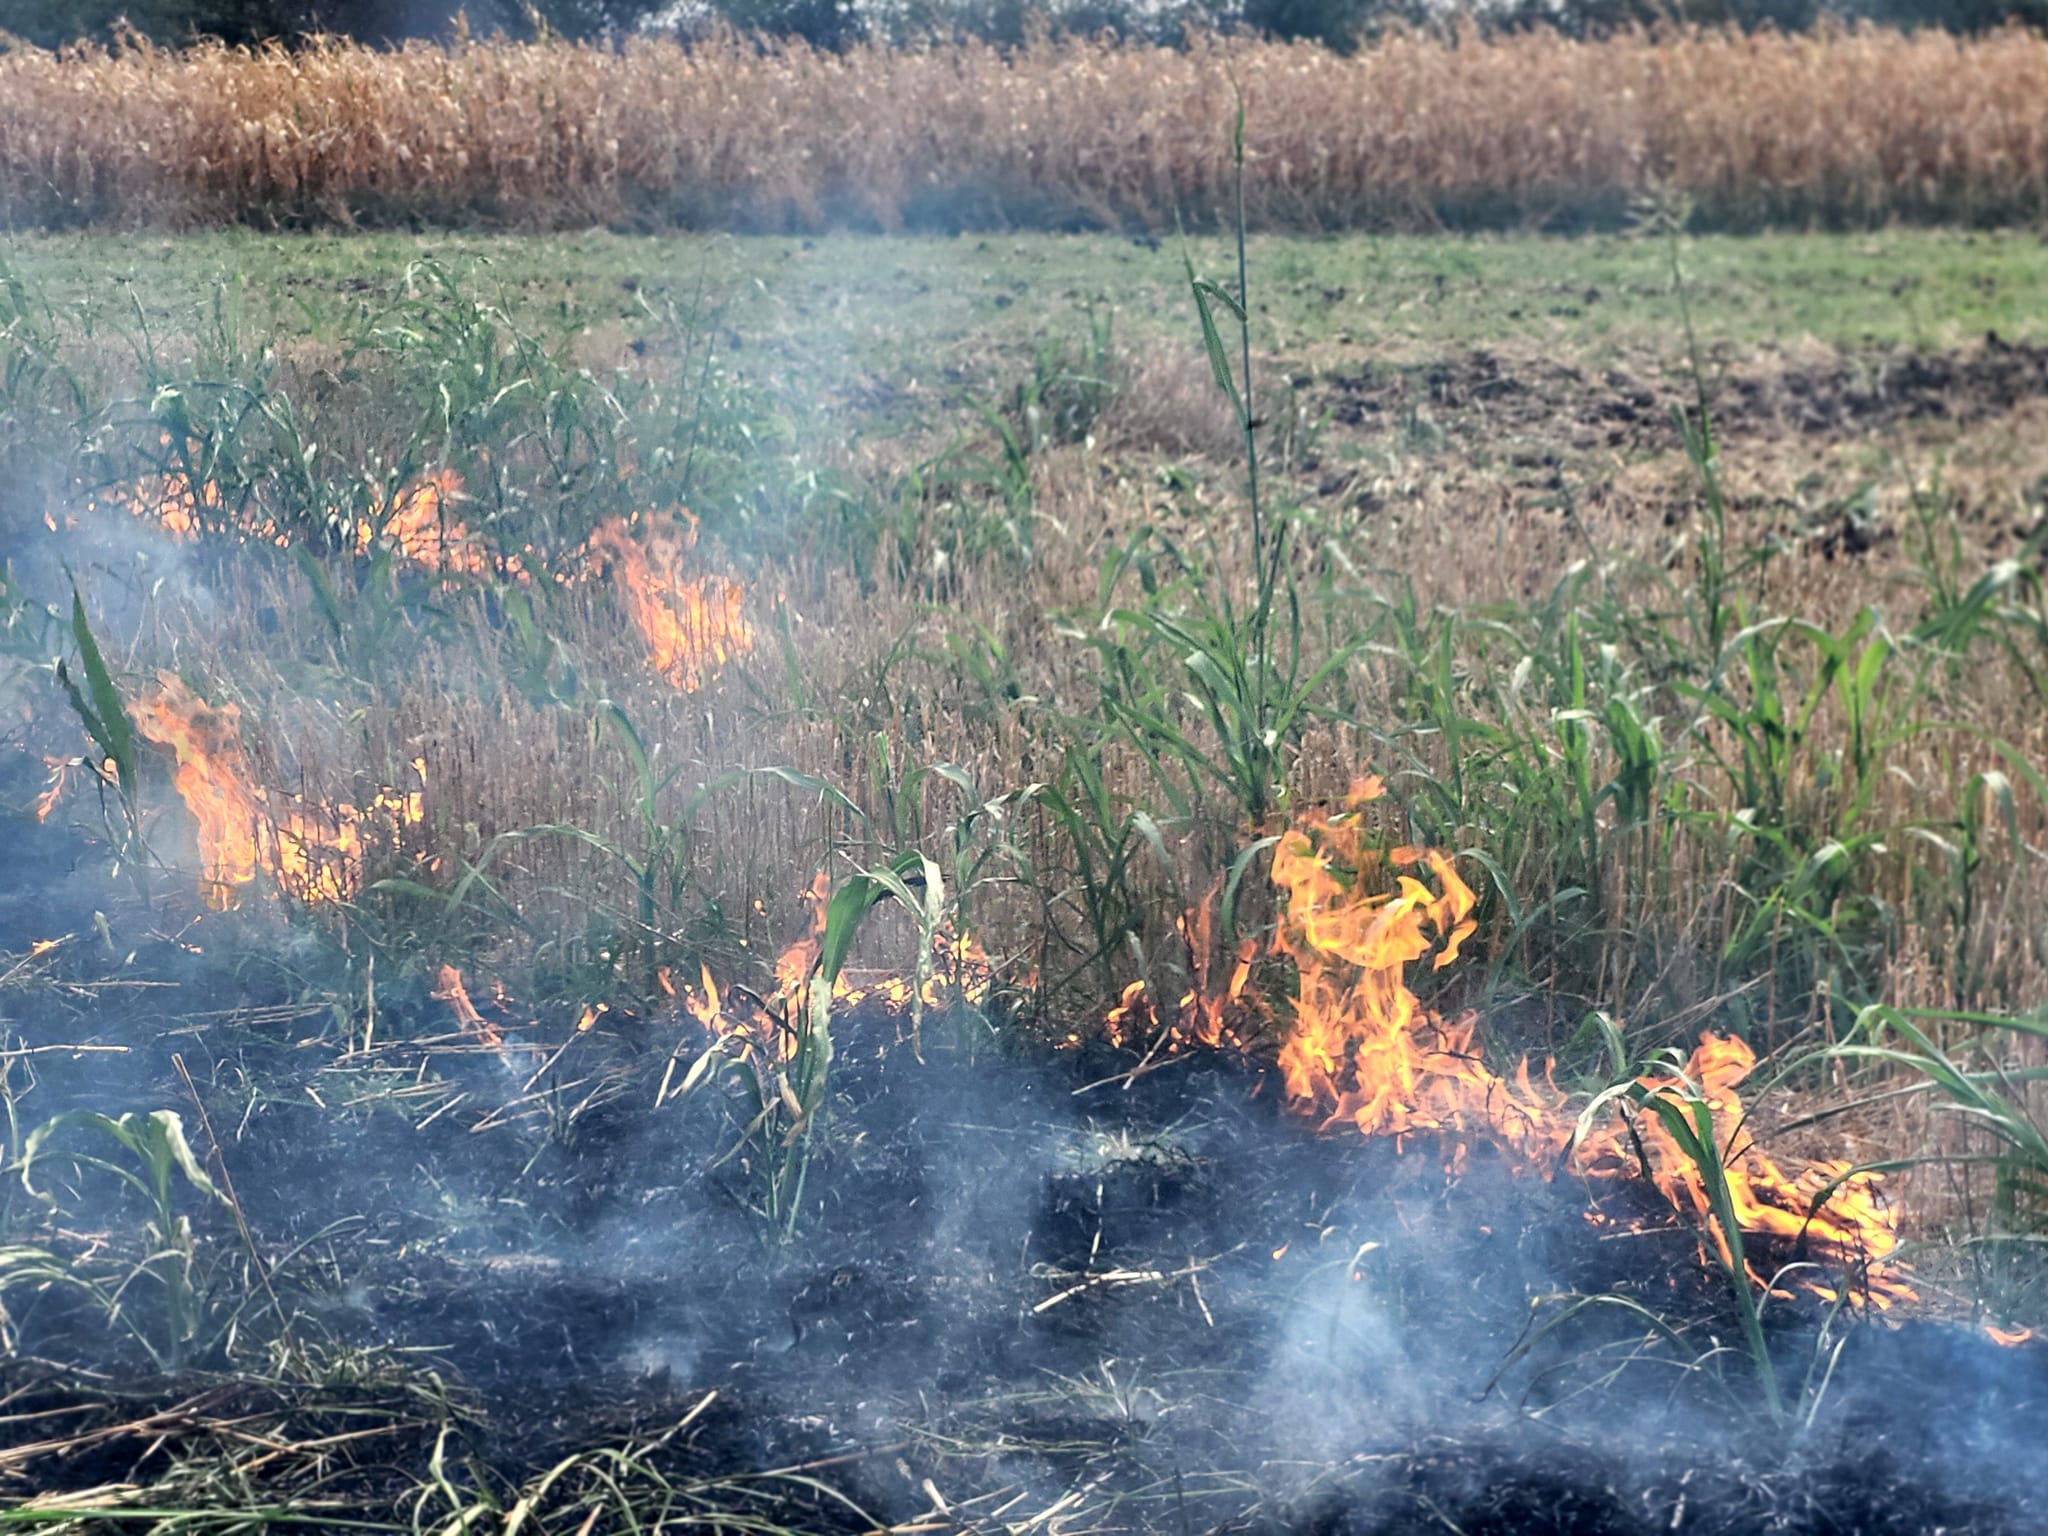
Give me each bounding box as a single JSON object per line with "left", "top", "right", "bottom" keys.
{"left": 90, "top": 466, "right": 222, "bottom": 541}
{"left": 585, "top": 512, "right": 753, "bottom": 691}
{"left": 79, "top": 471, "right": 758, "bottom": 688}
{"left": 32, "top": 755, "right": 105, "bottom": 823}
{"left": 1101, "top": 882, "right": 1260, "bottom": 1051}
{"left": 91, "top": 458, "right": 497, "bottom": 578}
{"left": 681, "top": 871, "right": 994, "bottom": 1066}
{"left": 434, "top": 964, "right": 502, "bottom": 1048}
{"left": 131, "top": 674, "right": 423, "bottom": 907}
{"left": 361, "top": 469, "right": 495, "bottom": 579}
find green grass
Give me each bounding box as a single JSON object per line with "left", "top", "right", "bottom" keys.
{"left": 5, "top": 228, "right": 2046, "bottom": 392}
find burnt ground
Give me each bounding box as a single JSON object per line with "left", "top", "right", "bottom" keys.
{"left": 2, "top": 807, "right": 2046, "bottom": 1536}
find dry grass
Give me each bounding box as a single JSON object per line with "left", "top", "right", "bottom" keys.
{"left": 9, "top": 244, "right": 2048, "bottom": 1273}
{"left": 5, "top": 24, "right": 2048, "bottom": 232}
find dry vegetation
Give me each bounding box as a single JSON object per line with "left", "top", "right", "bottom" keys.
{"left": 4, "top": 210, "right": 2048, "bottom": 1526}
{"left": 4, "top": 23, "right": 2048, "bottom": 232}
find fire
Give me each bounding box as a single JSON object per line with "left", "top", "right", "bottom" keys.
{"left": 76, "top": 468, "right": 755, "bottom": 689}
{"left": 360, "top": 469, "right": 495, "bottom": 579}
{"left": 433, "top": 964, "right": 502, "bottom": 1048}
{"left": 1102, "top": 888, "right": 1260, "bottom": 1052}
{"left": 131, "top": 674, "right": 424, "bottom": 908}
{"left": 1573, "top": 1034, "right": 1914, "bottom": 1307}
{"left": 89, "top": 457, "right": 493, "bottom": 579}
{"left": 86, "top": 439, "right": 225, "bottom": 540}
{"left": 585, "top": 512, "right": 753, "bottom": 691}
{"left": 1130, "top": 774, "right": 1910, "bottom": 1309}
{"left": 680, "top": 870, "right": 992, "bottom": 1063}
{"left": 1270, "top": 777, "right": 1556, "bottom": 1166}
{"left": 32, "top": 755, "right": 111, "bottom": 822}
{"left": 92, "top": 470, "right": 221, "bottom": 540}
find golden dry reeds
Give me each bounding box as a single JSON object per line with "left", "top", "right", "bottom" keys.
{"left": 3, "top": 23, "right": 2048, "bottom": 232}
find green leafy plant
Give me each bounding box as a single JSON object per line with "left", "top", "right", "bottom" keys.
{"left": 1081, "top": 88, "right": 1350, "bottom": 851}
{"left": 1578, "top": 1059, "right": 1786, "bottom": 1420}
{"left": 54, "top": 584, "right": 149, "bottom": 880}
{"left": 1829, "top": 1005, "right": 2048, "bottom": 1235}
{"left": 18, "top": 1109, "right": 232, "bottom": 1370}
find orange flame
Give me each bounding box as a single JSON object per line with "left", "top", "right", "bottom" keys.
{"left": 81, "top": 468, "right": 757, "bottom": 687}
{"left": 1271, "top": 776, "right": 1556, "bottom": 1165}
{"left": 89, "top": 455, "right": 222, "bottom": 541}
{"left": 680, "top": 870, "right": 994, "bottom": 1063}
{"left": 91, "top": 457, "right": 496, "bottom": 578}
{"left": 585, "top": 512, "right": 753, "bottom": 691}
{"left": 434, "top": 964, "right": 502, "bottom": 1048}
{"left": 361, "top": 469, "right": 495, "bottom": 579}
{"left": 131, "top": 674, "right": 423, "bottom": 908}
{"left": 1573, "top": 1034, "right": 1914, "bottom": 1307}
{"left": 32, "top": 755, "right": 110, "bottom": 823}
{"left": 1131, "top": 773, "right": 1909, "bottom": 1308}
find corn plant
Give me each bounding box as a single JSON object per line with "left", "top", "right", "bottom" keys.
{"left": 17, "top": 1109, "right": 232, "bottom": 1370}
{"left": 1828, "top": 1004, "right": 2048, "bottom": 1234}
{"left": 1083, "top": 89, "right": 1350, "bottom": 843}
{"left": 15, "top": 30, "right": 2048, "bottom": 234}
{"left": 54, "top": 584, "right": 148, "bottom": 881}
{"left": 674, "top": 849, "right": 915, "bottom": 1243}
{"left": 1577, "top": 1059, "right": 1785, "bottom": 1421}
{"left": 1036, "top": 744, "right": 1167, "bottom": 998}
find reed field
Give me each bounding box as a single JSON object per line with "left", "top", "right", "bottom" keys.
{"left": 5, "top": 23, "right": 2048, "bottom": 233}
{"left": 3, "top": 209, "right": 2048, "bottom": 1522}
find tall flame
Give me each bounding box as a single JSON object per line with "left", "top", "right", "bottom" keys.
{"left": 1271, "top": 776, "right": 1557, "bottom": 1166}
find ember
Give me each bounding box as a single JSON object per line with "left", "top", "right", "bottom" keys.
{"left": 434, "top": 964, "right": 502, "bottom": 1048}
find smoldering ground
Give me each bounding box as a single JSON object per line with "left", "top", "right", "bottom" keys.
{"left": 3, "top": 884, "right": 2048, "bottom": 1535}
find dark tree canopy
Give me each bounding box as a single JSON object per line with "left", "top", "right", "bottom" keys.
{"left": 4, "top": 0, "right": 2043, "bottom": 52}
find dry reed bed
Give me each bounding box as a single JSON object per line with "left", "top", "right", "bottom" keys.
{"left": 5, "top": 25, "right": 2048, "bottom": 232}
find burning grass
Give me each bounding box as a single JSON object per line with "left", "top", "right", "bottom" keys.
{"left": 3, "top": 228, "right": 2048, "bottom": 1528}
{"left": 131, "top": 673, "right": 426, "bottom": 906}
{"left": 5, "top": 26, "right": 2048, "bottom": 234}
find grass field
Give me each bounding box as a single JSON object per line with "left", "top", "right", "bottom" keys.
{"left": 8, "top": 227, "right": 2047, "bottom": 366}
{"left": 4, "top": 224, "right": 2048, "bottom": 1528}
